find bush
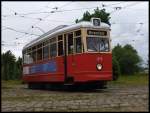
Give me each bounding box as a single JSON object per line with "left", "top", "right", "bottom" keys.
{"left": 112, "top": 56, "right": 120, "bottom": 81}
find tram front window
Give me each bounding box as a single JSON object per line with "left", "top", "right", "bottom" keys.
{"left": 87, "top": 37, "right": 109, "bottom": 52}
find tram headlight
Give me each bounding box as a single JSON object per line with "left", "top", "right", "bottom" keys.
{"left": 96, "top": 64, "right": 102, "bottom": 70}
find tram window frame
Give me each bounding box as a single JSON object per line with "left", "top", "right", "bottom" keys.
{"left": 27, "top": 47, "right": 32, "bottom": 53}
{"left": 37, "top": 47, "right": 42, "bottom": 61}
{"left": 32, "top": 46, "right": 36, "bottom": 51}
{"left": 50, "top": 43, "right": 57, "bottom": 58}
{"left": 27, "top": 52, "right": 33, "bottom": 64}
{"left": 43, "top": 40, "right": 49, "bottom": 46}
{"left": 74, "top": 36, "right": 82, "bottom": 53}
{"left": 31, "top": 50, "right": 37, "bottom": 62}
{"left": 58, "top": 35, "right": 63, "bottom": 41}
{"left": 50, "top": 37, "right": 56, "bottom": 43}
{"left": 57, "top": 35, "right": 64, "bottom": 56}
{"left": 58, "top": 40, "right": 63, "bottom": 56}
{"left": 36, "top": 42, "right": 43, "bottom": 61}
{"left": 75, "top": 30, "right": 81, "bottom": 36}
{"left": 74, "top": 29, "right": 82, "bottom": 54}
{"left": 49, "top": 37, "right": 57, "bottom": 58}
{"left": 43, "top": 45, "right": 49, "bottom": 60}
{"left": 67, "top": 32, "right": 73, "bottom": 54}
{"left": 37, "top": 43, "right": 42, "bottom": 48}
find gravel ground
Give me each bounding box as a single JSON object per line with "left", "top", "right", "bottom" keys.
{"left": 1, "top": 83, "right": 149, "bottom": 112}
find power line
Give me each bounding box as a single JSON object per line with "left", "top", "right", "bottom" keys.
{"left": 58, "top": 1, "right": 74, "bottom": 9}
{"left": 2, "top": 2, "right": 146, "bottom": 46}
{"left": 13, "top": 4, "right": 57, "bottom": 40}
{"left": 110, "top": 2, "right": 142, "bottom": 14}
{"left": 2, "top": 26, "right": 40, "bottom": 36}
{"left": 2, "top": 2, "right": 123, "bottom": 17}
{"left": 4, "top": 15, "right": 74, "bottom": 23}
{"left": 2, "top": 2, "right": 143, "bottom": 19}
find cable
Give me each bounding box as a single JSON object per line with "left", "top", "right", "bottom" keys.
{"left": 3, "top": 26, "right": 40, "bottom": 36}
{"left": 2, "top": 2, "right": 123, "bottom": 17}
{"left": 110, "top": 2, "right": 142, "bottom": 14}
{"left": 58, "top": 1, "right": 73, "bottom": 9}
{"left": 5, "top": 15, "right": 74, "bottom": 23}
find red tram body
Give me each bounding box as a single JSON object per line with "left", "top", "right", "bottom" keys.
{"left": 22, "top": 18, "right": 112, "bottom": 89}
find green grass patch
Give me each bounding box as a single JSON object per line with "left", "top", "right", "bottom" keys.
{"left": 1, "top": 80, "right": 23, "bottom": 89}
{"left": 109, "top": 73, "right": 149, "bottom": 86}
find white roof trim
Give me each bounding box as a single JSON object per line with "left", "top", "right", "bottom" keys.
{"left": 23, "top": 21, "right": 110, "bottom": 50}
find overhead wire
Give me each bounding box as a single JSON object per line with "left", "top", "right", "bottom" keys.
{"left": 2, "top": 26, "right": 40, "bottom": 36}
{"left": 2, "top": 2, "right": 123, "bottom": 17}
{"left": 14, "top": 1, "right": 75, "bottom": 40}
{"left": 2, "top": 2, "right": 147, "bottom": 47}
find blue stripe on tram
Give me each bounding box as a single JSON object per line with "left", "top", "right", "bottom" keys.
{"left": 30, "top": 61, "right": 57, "bottom": 74}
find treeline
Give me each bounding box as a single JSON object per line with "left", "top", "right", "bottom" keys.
{"left": 1, "top": 50, "right": 22, "bottom": 80}
{"left": 112, "top": 44, "right": 143, "bottom": 79}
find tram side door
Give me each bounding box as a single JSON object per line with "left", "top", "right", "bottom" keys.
{"left": 63, "top": 33, "right": 74, "bottom": 84}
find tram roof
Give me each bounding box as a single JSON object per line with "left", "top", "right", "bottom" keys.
{"left": 23, "top": 21, "right": 110, "bottom": 50}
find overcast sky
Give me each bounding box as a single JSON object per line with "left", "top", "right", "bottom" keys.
{"left": 2, "top": 1, "right": 149, "bottom": 66}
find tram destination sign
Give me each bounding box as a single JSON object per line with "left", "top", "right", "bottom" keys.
{"left": 87, "top": 30, "right": 107, "bottom": 36}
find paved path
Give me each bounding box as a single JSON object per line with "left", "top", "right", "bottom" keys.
{"left": 2, "top": 84, "right": 149, "bottom": 112}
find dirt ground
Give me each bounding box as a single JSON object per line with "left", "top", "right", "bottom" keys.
{"left": 1, "top": 83, "right": 149, "bottom": 112}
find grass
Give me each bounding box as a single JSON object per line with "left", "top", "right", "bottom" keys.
{"left": 1, "top": 73, "right": 149, "bottom": 89}
{"left": 109, "top": 73, "right": 149, "bottom": 86}
{"left": 1, "top": 80, "right": 23, "bottom": 89}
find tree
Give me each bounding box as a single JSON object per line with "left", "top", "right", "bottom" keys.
{"left": 112, "top": 55, "right": 120, "bottom": 80}
{"left": 1, "top": 50, "right": 22, "bottom": 80}
{"left": 113, "top": 44, "right": 142, "bottom": 75}
{"left": 75, "top": 7, "right": 111, "bottom": 25}
{"left": 2, "top": 51, "right": 16, "bottom": 80}
{"left": 16, "top": 57, "right": 22, "bottom": 79}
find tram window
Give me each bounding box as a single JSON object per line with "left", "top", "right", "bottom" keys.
{"left": 50, "top": 38, "right": 56, "bottom": 43}
{"left": 58, "top": 41, "right": 63, "bottom": 56}
{"left": 31, "top": 51, "right": 36, "bottom": 62}
{"left": 43, "top": 45, "right": 49, "bottom": 59}
{"left": 75, "top": 30, "right": 81, "bottom": 36}
{"left": 68, "top": 33, "right": 73, "bottom": 54}
{"left": 37, "top": 43, "right": 42, "bottom": 48}
{"left": 37, "top": 48, "right": 42, "bottom": 60}
{"left": 74, "top": 37, "right": 82, "bottom": 53}
{"left": 50, "top": 43, "right": 57, "bottom": 57}
{"left": 27, "top": 47, "right": 31, "bottom": 53}
{"left": 32, "top": 46, "right": 36, "bottom": 51}
{"left": 25, "top": 52, "right": 33, "bottom": 64}
{"left": 58, "top": 35, "right": 63, "bottom": 41}
{"left": 43, "top": 40, "right": 49, "bottom": 46}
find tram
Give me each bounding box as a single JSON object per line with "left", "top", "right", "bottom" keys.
{"left": 22, "top": 18, "right": 112, "bottom": 89}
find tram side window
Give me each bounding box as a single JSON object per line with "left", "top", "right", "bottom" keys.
{"left": 23, "top": 53, "right": 28, "bottom": 64}
{"left": 58, "top": 35, "right": 63, "bottom": 56}
{"left": 74, "top": 37, "right": 82, "bottom": 53}
{"left": 37, "top": 48, "right": 42, "bottom": 61}
{"left": 58, "top": 41, "right": 63, "bottom": 56}
{"left": 75, "top": 30, "right": 81, "bottom": 36}
{"left": 28, "top": 52, "right": 33, "bottom": 64}
{"left": 31, "top": 50, "right": 36, "bottom": 62}
{"left": 23, "top": 48, "right": 33, "bottom": 64}
{"left": 68, "top": 33, "right": 73, "bottom": 54}
{"left": 50, "top": 43, "right": 57, "bottom": 57}
{"left": 31, "top": 46, "right": 36, "bottom": 62}
{"left": 43, "top": 45, "right": 49, "bottom": 59}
